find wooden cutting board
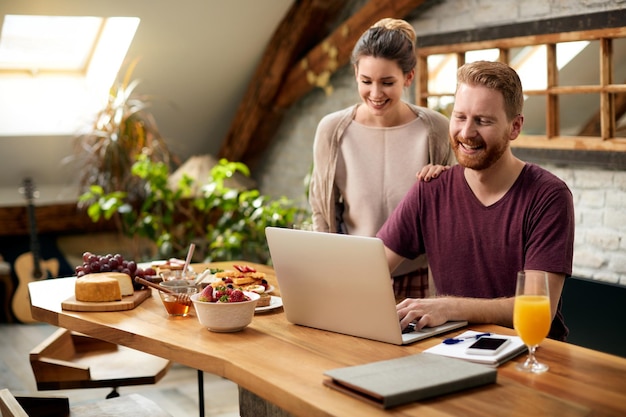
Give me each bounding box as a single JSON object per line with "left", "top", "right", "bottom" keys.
{"left": 62, "top": 289, "right": 151, "bottom": 312}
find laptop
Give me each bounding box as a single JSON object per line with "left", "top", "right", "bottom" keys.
{"left": 265, "top": 227, "right": 467, "bottom": 345}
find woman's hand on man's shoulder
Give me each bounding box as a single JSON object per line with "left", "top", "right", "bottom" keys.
{"left": 416, "top": 164, "right": 450, "bottom": 182}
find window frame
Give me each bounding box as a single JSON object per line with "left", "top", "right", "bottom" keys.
{"left": 415, "top": 10, "right": 626, "bottom": 169}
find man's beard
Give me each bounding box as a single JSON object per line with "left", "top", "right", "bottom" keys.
{"left": 450, "top": 134, "right": 508, "bottom": 171}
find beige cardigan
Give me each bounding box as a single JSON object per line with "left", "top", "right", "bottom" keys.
{"left": 309, "top": 103, "right": 455, "bottom": 233}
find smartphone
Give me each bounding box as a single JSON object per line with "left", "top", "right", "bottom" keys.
{"left": 465, "top": 337, "right": 511, "bottom": 356}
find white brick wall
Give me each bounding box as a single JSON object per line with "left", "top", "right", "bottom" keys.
{"left": 547, "top": 165, "right": 626, "bottom": 284}
{"left": 256, "top": 0, "right": 626, "bottom": 284}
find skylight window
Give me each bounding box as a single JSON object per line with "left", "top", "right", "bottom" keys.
{"left": 0, "top": 15, "right": 102, "bottom": 73}
{"left": 0, "top": 14, "right": 139, "bottom": 136}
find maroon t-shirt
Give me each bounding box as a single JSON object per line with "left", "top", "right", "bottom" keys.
{"left": 377, "top": 164, "right": 574, "bottom": 340}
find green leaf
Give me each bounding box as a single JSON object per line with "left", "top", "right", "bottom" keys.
{"left": 86, "top": 204, "right": 102, "bottom": 221}
{"left": 80, "top": 155, "right": 310, "bottom": 263}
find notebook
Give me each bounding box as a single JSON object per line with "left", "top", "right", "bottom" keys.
{"left": 423, "top": 330, "right": 527, "bottom": 367}
{"left": 265, "top": 227, "right": 467, "bottom": 345}
{"left": 323, "top": 353, "right": 497, "bottom": 408}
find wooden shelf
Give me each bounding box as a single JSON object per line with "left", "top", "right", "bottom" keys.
{"left": 0, "top": 202, "right": 116, "bottom": 237}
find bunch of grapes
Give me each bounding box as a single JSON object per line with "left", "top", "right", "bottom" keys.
{"left": 75, "top": 252, "right": 157, "bottom": 290}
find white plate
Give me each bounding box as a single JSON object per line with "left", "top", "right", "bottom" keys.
{"left": 138, "top": 260, "right": 160, "bottom": 270}
{"left": 255, "top": 296, "right": 282, "bottom": 313}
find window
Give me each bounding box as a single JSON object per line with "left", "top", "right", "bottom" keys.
{"left": 415, "top": 10, "right": 626, "bottom": 167}
{"left": 0, "top": 15, "right": 101, "bottom": 73}
{"left": 0, "top": 14, "right": 139, "bottom": 136}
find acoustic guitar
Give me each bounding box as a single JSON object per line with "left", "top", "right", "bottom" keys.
{"left": 12, "top": 178, "right": 60, "bottom": 323}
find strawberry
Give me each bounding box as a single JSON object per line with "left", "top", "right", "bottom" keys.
{"left": 233, "top": 264, "right": 256, "bottom": 273}
{"left": 228, "top": 289, "right": 245, "bottom": 302}
{"left": 214, "top": 287, "right": 228, "bottom": 300}
{"left": 199, "top": 285, "right": 214, "bottom": 302}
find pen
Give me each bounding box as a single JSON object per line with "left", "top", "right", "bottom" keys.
{"left": 442, "top": 332, "right": 492, "bottom": 345}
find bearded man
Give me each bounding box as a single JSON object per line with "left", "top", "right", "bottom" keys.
{"left": 377, "top": 61, "right": 575, "bottom": 341}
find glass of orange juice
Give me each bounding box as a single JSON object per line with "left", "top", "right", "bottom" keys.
{"left": 514, "top": 270, "right": 551, "bottom": 373}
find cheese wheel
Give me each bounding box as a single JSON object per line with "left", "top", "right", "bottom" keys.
{"left": 75, "top": 274, "right": 122, "bottom": 302}
{"left": 107, "top": 272, "right": 134, "bottom": 296}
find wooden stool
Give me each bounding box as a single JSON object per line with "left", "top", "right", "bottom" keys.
{"left": 0, "top": 388, "right": 172, "bottom": 417}
{"left": 30, "top": 329, "right": 171, "bottom": 398}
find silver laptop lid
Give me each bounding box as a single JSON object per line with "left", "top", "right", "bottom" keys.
{"left": 265, "top": 227, "right": 466, "bottom": 345}
{"left": 266, "top": 227, "right": 404, "bottom": 344}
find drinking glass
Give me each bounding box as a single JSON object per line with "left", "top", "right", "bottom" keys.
{"left": 513, "top": 270, "right": 551, "bottom": 373}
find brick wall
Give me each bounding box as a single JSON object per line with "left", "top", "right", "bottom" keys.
{"left": 255, "top": 0, "right": 626, "bottom": 284}
{"left": 550, "top": 165, "right": 626, "bottom": 284}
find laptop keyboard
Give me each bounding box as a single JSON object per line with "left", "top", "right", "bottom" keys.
{"left": 401, "top": 323, "right": 417, "bottom": 334}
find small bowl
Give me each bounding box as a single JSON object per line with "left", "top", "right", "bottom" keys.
{"left": 191, "top": 291, "right": 260, "bottom": 332}
{"left": 160, "top": 279, "right": 198, "bottom": 290}
{"left": 159, "top": 286, "right": 198, "bottom": 317}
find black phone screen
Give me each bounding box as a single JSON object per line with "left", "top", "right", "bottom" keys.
{"left": 468, "top": 337, "right": 508, "bottom": 350}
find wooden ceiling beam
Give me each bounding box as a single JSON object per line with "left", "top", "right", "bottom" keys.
{"left": 218, "top": 0, "right": 427, "bottom": 168}
{"left": 275, "top": 0, "right": 427, "bottom": 109}
{"left": 217, "top": 0, "right": 344, "bottom": 164}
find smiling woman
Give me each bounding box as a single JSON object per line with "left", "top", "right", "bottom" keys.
{"left": 308, "top": 18, "right": 454, "bottom": 301}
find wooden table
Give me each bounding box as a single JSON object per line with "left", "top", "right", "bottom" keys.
{"left": 29, "top": 262, "right": 626, "bottom": 417}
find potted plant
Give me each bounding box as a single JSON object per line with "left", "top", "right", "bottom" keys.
{"left": 68, "top": 59, "right": 176, "bottom": 201}
{"left": 79, "top": 156, "right": 309, "bottom": 264}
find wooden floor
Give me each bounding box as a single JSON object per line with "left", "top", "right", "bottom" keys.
{"left": 0, "top": 323, "right": 240, "bottom": 417}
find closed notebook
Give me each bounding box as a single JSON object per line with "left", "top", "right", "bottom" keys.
{"left": 323, "top": 353, "right": 497, "bottom": 409}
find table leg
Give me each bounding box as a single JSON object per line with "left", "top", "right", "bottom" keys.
{"left": 197, "top": 370, "right": 204, "bottom": 417}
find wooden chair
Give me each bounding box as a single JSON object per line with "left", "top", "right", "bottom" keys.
{"left": 29, "top": 328, "right": 171, "bottom": 399}
{"left": 0, "top": 388, "right": 172, "bottom": 417}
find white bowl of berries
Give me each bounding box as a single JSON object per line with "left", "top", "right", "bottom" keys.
{"left": 191, "top": 286, "right": 260, "bottom": 332}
